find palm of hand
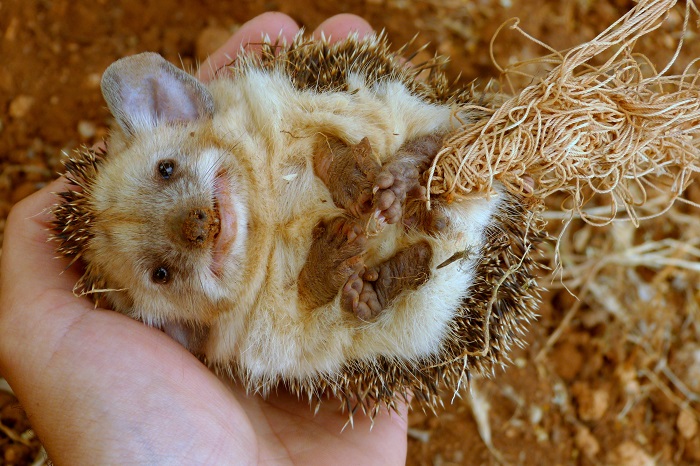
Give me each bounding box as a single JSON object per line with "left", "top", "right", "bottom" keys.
{"left": 2, "top": 260, "right": 406, "bottom": 464}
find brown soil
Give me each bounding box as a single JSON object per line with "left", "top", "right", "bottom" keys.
{"left": 2, "top": 1, "right": 700, "bottom": 465}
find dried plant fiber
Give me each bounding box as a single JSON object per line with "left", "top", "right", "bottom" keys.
{"left": 428, "top": 0, "right": 700, "bottom": 228}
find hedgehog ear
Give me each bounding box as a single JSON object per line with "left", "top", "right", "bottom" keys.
{"left": 101, "top": 52, "right": 214, "bottom": 136}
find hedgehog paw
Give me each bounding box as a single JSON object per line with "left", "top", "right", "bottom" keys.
{"left": 299, "top": 216, "right": 367, "bottom": 309}
{"left": 342, "top": 240, "right": 433, "bottom": 321}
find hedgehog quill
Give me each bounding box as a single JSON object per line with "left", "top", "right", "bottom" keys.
{"left": 52, "top": 34, "right": 544, "bottom": 419}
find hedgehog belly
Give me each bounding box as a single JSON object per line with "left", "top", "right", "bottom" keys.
{"left": 310, "top": 191, "right": 546, "bottom": 418}
{"left": 53, "top": 33, "right": 546, "bottom": 419}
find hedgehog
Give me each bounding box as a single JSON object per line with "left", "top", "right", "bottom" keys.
{"left": 52, "top": 33, "right": 545, "bottom": 419}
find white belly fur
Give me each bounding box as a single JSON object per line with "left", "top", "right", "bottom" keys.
{"left": 202, "top": 71, "right": 501, "bottom": 382}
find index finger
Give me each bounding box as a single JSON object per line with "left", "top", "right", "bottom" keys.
{"left": 311, "top": 14, "right": 374, "bottom": 41}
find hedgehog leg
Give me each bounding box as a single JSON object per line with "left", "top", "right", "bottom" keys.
{"left": 314, "top": 136, "right": 379, "bottom": 218}
{"left": 298, "top": 216, "right": 368, "bottom": 310}
{"left": 342, "top": 240, "right": 433, "bottom": 321}
{"left": 314, "top": 133, "right": 447, "bottom": 228}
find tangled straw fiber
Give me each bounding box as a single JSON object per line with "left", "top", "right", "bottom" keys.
{"left": 428, "top": 0, "right": 700, "bottom": 227}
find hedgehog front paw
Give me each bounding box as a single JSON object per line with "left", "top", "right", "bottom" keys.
{"left": 375, "top": 133, "right": 448, "bottom": 228}
{"left": 372, "top": 161, "right": 423, "bottom": 225}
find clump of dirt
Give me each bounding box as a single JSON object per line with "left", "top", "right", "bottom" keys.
{"left": 0, "top": 387, "right": 42, "bottom": 465}
{"left": 3, "top": 1, "right": 700, "bottom": 465}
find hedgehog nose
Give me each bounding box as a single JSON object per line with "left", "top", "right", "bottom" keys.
{"left": 181, "top": 208, "right": 220, "bottom": 247}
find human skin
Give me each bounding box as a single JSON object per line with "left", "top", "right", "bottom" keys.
{"left": 0, "top": 13, "right": 408, "bottom": 465}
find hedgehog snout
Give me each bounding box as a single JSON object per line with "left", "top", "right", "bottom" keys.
{"left": 175, "top": 207, "right": 221, "bottom": 248}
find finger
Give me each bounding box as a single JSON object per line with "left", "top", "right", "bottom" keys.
{"left": 312, "top": 14, "right": 374, "bottom": 42}
{"left": 1, "top": 177, "right": 80, "bottom": 296}
{"left": 197, "top": 12, "right": 300, "bottom": 82}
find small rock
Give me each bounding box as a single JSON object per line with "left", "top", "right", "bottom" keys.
{"left": 552, "top": 382, "right": 569, "bottom": 408}
{"left": 9, "top": 95, "right": 34, "bottom": 119}
{"left": 3, "top": 444, "right": 31, "bottom": 464}
{"left": 534, "top": 426, "right": 549, "bottom": 442}
{"left": 616, "top": 362, "right": 640, "bottom": 397}
{"left": 572, "top": 382, "right": 609, "bottom": 422}
{"left": 529, "top": 405, "right": 543, "bottom": 424}
{"left": 551, "top": 341, "right": 584, "bottom": 381}
{"left": 407, "top": 427, "right": 431, "bottom": 443}
{"left": 678, "top": 409, "right": 698, "bottom": 439}
{"left": 662, "top": 34, "right": 676, "bottom": 50}
{"left": 85, "top": 72, "right": 101, "bottom": 89}
{"left": 606, "top": 441, "right": 654, "bottom": 466}
{"left": 78, "top": 120, "right": 97, "bottom": 139}
{"left": 4, "top": 17, "right": 19, "bottom": 41}
{"left": 575, "top": 426, "right": 600, "bottom": 458}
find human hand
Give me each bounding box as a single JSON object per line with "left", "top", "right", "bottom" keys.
{"left": 0, "top": 13, "right": 408, "bottom": 465}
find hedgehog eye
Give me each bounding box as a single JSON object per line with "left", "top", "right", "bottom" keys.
{"left": 152, "top": 266, "right": 170, "bottom": 284}
{"left": 158, "top": 160, "right": 175, "bottom": 179}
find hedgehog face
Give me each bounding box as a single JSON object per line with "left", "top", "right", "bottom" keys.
{"left": 83, "top": 127, "right": 249, "bottom": 326}
{"left": 53, "top": 52, "right": 252, "bottom": 327}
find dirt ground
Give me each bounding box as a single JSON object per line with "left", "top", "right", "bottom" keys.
{"left": 2, "top": 0, "right": 700, "bottom": 464}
